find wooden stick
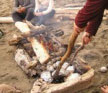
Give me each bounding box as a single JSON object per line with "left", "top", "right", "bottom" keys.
{"left": 53, "top": 28, "right": 79, "bottom": 78}
{"left": 28, "top": 37, "right": 50, "bottom": 64}
{"left": 70, "top": 44, "right": 84, "bottom": 64}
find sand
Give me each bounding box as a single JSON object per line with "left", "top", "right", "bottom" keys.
{"left": 0, "top": 0, "right": 108, "bottom": 93}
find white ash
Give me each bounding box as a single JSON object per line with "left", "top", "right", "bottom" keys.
{"left": 59, "top": 69, "right": 66, "bottom": 76}
{"left": 66, "top": 66, "right": 75, "bottom": 73}
{"left": 40, "top": 71, "right": 53, "bottom": 83}
{"left": 64, "top": 66, "right": 75, "bottom": 76}
{"left": 32, "top": 56, "right": 38, "bottom": 61}
{"left": 53, "top": 61, "right": 60, "bottom": 68}
{"left": 52, "top": 70, "right": 56, "bottom": 76}
{"left": 62, "top": 62, "right": 69, "bottom": 69}
{"left": 66, "top": 73, "right": 81, "bottom": 81}
{"left": 47, "top": 65, "right": 55, "bottom": 72}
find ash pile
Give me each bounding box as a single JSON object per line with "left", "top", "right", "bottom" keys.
{"left": 9, "top": 26, "right": 91, "bottom": 92}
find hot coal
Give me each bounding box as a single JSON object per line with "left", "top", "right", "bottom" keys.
{"left": 52, "top": 75, "right": 65, "bottom": 84}
{"left": 54, "top": 29, "right": 64, "bottom": 37}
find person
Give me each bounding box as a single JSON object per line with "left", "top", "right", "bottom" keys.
{"left": 101, "top": 85, "right": 108, "bottom": 93}
{"left": 12, "top": 0, "right": 35, "bottom": 22}
{"left": 10, "top": 0, "right": 36, "bottom": 44}
{"left": 72, "top": 1, "right": 108, "bottom": 92}
{"left": 73, "top": 0, "right": 108, "bottom": 45}
{"left": 26, "top": 0, "right": 55, "bottom": 26}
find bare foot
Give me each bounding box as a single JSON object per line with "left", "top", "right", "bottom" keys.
{"left": 101, "top": 85, "right": 108, "bottom": 93}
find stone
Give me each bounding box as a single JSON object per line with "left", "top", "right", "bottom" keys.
{"left": 59, "top": 69, "right": 66, "bottom": 76}
{"left": 66, "top": 73, "right": 81, "bottom": 81}
{"left": 47, "top": 65, "right": 55, "bottom": 72}
{"left": 62, "top": 62, "right": 69, "bottom": 69}
{"left": 100, "top": 66, "right": 107, "bottom": 73}
{"left": 66, "top": 66, "right": 75, "bottom": 74}
{"left": 40, "top": 71, "right": 53, "bottom": 83}
{"left": 53, "top": 61, "right": 60, "bottom": 68}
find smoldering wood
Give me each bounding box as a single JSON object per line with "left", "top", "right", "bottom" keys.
{"left": 28, "top": 37, "right": 50, "bottom": 64}
{"left": 15, "top": 49, "right": 37, "bottom": 76}
{"left": 53, "top": 29, "right": 79, "bottom": 78}
{"left": 15, "top": 22, "right": 50, "bottom": 64}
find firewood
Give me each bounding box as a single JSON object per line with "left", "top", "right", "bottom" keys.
{"left": 28, "top": 37, "right": 50, "bottom": 64}
{"left": 53, "top": 27, "right": 79, "bottom": 78}
{"left": 8, "top": 34, "right": 23, "bottom": 45}
{"left": 0, "top": 17, "right": 13, "bottom": 23}
{"left": 15, "top": 49, "right": 37, "bottom": 76}
{"left": 15, "top": 22, "right": 50, "bottom": 64}
{"left": 15, "top": 22, "right": 30, "bottom": 35}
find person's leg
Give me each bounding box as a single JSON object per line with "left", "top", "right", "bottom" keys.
{"left": 25, "top": 8, "right": 35, "bottom": 21}
{"left": 36, "top": 10, "right": 55, "bottom": 25}
{"left": 12, "top": 12, "right": 26, "bottom": 22}
{"left": 46, "top": 10, "right": 55, "bottom": 18}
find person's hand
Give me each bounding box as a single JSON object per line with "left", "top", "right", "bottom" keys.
{"left": 74, "top": 23, "right": 85, "bottom": 34}
{"left": 82, "top": 32, "right": 92, "bottom": 45}
{"left": 20, "top": 7, "right": 26, "bottom": 12}
{"left": 34, "top": 12, "right": 43, "bottom": 16}
{"left": 17, "top": 8, "right": 22, "bottom": 13}
{"left": 101, "top": 85, "right": 108, "bottom": 93}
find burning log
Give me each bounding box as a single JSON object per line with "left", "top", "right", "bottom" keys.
{"left": 15, "top": 22, "right": 50, "bottom": 64}
{"left": 15, "top": 49, "right": 37, "bottom": 76}
{"left": 53, "top": 28, "right": 79, "bottom": 78}
{"left": 28, "top": 37, "right": 50, "bottom": 64}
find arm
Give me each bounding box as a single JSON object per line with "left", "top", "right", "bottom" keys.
{"left": 34, "top": 0, "right": 40, "bottom": 13}
{"left": 42, "top": 0, "right": 54, "bottom": 15}
{"left": 13, "top": 0, "right": 19, "bottom": 12}
{"left": 75, "top": 0, "right": 106, "bottom": 45}
{"left": 85, "top": 12, "right": 104, "bottom": 36}
{"left": 24, "top": 0, "right": 35, "bottom": 10}
{"left": 75, "top": 0, "right": 106, "bottom": 35}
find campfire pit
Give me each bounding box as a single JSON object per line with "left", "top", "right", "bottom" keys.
{"left": 13, "top": 27, "right": 94, "bottom": 93}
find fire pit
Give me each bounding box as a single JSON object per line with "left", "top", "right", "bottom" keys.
{"left": 13, "top": 27, "right": 94, "bottom": 93}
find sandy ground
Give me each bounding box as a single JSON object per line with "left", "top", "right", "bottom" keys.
{"left": 0, "top": 0, "right": 108, "bottom": 93}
